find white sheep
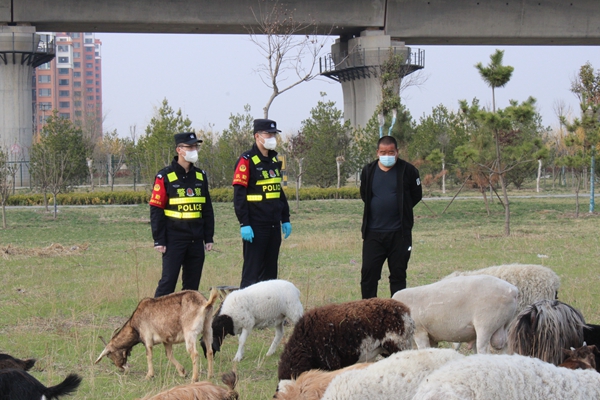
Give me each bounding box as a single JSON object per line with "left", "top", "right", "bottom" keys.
{"left": 445, "top": 263, "right": 560, "bottom": 314}
{"left": 321, "top": 348, "right": 464, "bottom": 400}
{"left": 412, "top": 353, "right": 600, "bottom": 399}
{"left": 392, "top": 275, "right": 518, "bottom": 354}
{"left": 205, "top": 279, "right": 303, "bottom": 362}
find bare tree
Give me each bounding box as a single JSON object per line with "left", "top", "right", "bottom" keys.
{"left": 0, "top": 147, "right": 18, "bottom": 229}
{"left": 97, "top": 130, "right": 129, "bottom": 191}
{"left": 248, "top": 2, "right": 332, "bottom": 118}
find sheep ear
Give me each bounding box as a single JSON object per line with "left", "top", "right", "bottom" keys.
{"left": 570, "top": 347, "right": 576, "bottom": 351}
{"left": 583, "top": 341, "right": 587, "bottom": 346}
{"left": 95, "top": 347, "right": 111, "bottom": 364}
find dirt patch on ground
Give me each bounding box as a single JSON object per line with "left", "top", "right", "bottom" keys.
{"left": 1, "top": 243, "right": 89, "bottom": 259}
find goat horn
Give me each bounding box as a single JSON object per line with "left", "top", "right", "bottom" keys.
{"left": 99, "top": 336, "right": 108, "bottom": 346}
{"left": 95, "top": 348, "right": 110, "bottom": 364}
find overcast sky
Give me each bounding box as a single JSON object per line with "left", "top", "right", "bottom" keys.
{"left": 98, "top": 33, "right": 600, "bottom": 138}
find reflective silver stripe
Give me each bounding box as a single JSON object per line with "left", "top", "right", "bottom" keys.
{"left": 164, "top": 209, "right": 201, "bottom": 219}
{"left": 169, "top": 197, "right": 206, "bottom": 205}
{"left": 256, "top": 177, "right": 282, "bottom": 185}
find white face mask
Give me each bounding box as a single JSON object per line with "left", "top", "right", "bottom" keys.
{"left": 183, "top": 149, "right": 198, "bottom": 163}
{"left": 262, "top": 137, "right": 277, "bottom": 150}
{"left": 379, "top": 155, "right": 397, "bottom": 167}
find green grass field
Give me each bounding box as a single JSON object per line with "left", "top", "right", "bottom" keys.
{"left": 1, "top": 194, "right": 599, "bottom": 399}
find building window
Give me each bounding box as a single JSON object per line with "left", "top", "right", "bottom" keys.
{"left": 38, "top": 62, "right": 51, "bottom": 70}
{"left": 86, "top": 79, "right": 93, "bottom": 84}
{"left": 85, "top": 47, "right": 93, "bottom": 52}
{"left": 74, "top": 62, "right": 81, "bottom": 68}
{"left": 59, "top": 79, "right": 69, "bottom": 86}
{"left": 86, "top": 88, "right": 93, "bottom": 92}
{"left": 57, "top": 45, "right": 69, "bottom": 52}
{"left": 85, "top": 55, "right": 93, "bottom": 60}
{"left": 86, "top": 63, "right": 93, "bottom": 68}
{"left": 74, "top": 81, "right": 81, "bottom": 87}
{"left": 39, "top": 102, "right": 52, "bottom": 110}
{"left": 96, "top": 95, "right": 101, "bottom": 100}
{"left": 74, "top": 101, "right": 82, "bottom": 107}
{"left": 95, "top": 74, "right": 99, "bottom": 79}
{"left": 73, "top": 52, "right": 80, "bottom": 58}
{"left": 75, "top": 111, "right": 82, "bottom": 117}
{"left": 95, "top": 81, "right": 100, "bottom": 86}
{"left": 39, "top": 89, "right": 51, "bottom": 96}
{"left": 58, "top": 68, "right": 69, "bottom": 75}
{"left": 74, "top": 91, "right": 81, "bottom": 97}
{"left": 71, "top": 33, "right": 80, "bottom": 38}
{"left": 59, "top": 90, "right": 70, "bottom": 97}
{"left": 96, "top": 88, "right": 100, "bottom": 93}
{"left": 59, "top": 113, "right": 70, "bottom": 119}
{"left": 84, "top": 38, "right": 93, "bottom": 44}
{"left": 58, "top": 56, "right": 69, "bottom": 63}
{"left": 86, "top": 71, "right": 93, "bottom": 76}
{"left": 73, "top": 42, "right": 80, "bottom": 48}
{"left": 38, "top": 75, "right": 51, "bottom": 83}
{"left": 59, "top": 101, "right": 70, "bottom": 108}
{"left": 74, "top": 72, "right": 81, "bottom": 77}
{"left": 87, "top": 96, "right": 94, "bottom": 101}
{"left": 95, "top": 66, "right": 99, "bottom": 71}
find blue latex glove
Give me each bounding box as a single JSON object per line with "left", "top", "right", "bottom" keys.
{"left": 282, "top": 222, "right": 292, "bottom": 239}
{"left": 240, "top": 226, "right": 254, "bottom": 243}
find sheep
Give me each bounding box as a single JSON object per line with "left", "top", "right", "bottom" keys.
{"left": 321, "top": 348, "right": 464, "bottom": 400}
{"left": 584, "top": 323, "right": 600, "bottom": 372}
{"left": 558, "top": 343, "right": 599, "bottom": 370}
{"left": 412, "top": 353, "right": 600, "bottom": 399}
{"left": 140, "top": 371, "right": 238, "bottom": 400}
{"left": 205, "top": 279, "right": 303, "bottom": 362}
{"left": 95, "top": 288, "right": 218, "bottom": 382}
{"left": 0, "top": 353, "right": 36, "bottom": 371}
{"left": 277, "top": 297, "right": 414, "bottom": 381}
{"left": 392, "top": 275, "right": 518, "bottom": 354}
{"left": 445, "top": 263, "right": 560, "bottom": 315}
{"left": 0, "top": 368, "right": 82, "bottom": 399}
{"left": 273, "top": 363, "right": 371, "bottom": 400}
{"left": 508, "top": 299, "right": 586, "bottom": 365}
{"left": 445, "top": 263, "right": 560, "bottom": 352}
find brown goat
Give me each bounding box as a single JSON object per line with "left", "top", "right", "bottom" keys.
{"left": 95, "top": 288, "right": 218, "bottom": 382}
{"left": 141, "top": 371, "right": 238, "bottom": 400}
{"left": 274, "top": 363, "right": 371, "bottom": 400}
{"left": 559, "top": 343, "right": 599, "bottom": 371}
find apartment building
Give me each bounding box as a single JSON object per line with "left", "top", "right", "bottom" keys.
{"left": 33, "top": 32, "right": 103, "bottom": 140}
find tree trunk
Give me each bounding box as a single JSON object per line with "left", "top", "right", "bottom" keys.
{"left": 1, "top": 202, "right": 6, "bottom": 229}
{"left": 442, "top": 159, "right": 446, "bottom": 194}
{"left": 481, "top": 186, "right": 491, "bottom": 216}
{"left": 536, "top": 159, "right": 542, "bottom": 193}
{"left": 52, "top": 192, "right": 58, "bottom": 219}
{"left": 494, "top": 128, "right": 510, "bottom": 236}
{"left": 43, "top": 191, "right": 49, "bottom": 212}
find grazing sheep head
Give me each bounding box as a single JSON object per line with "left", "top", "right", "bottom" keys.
{"left": 201, "top": 314, "right": 235, "bottom": 357}
{"left": 562, "top": 343, "right": 599, "bottom": 369}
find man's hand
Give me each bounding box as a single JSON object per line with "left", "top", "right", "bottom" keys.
{"left": 240, "top": 226, "right": 254, "bottom": 243}
{"left": 154, "top": 245, "right": 166, "bottom": 253}
{"left": 205, "top": 243, "right": 213, "bottom": 251}
{"left": 282, "top": 222, "right": 292, "bottom": 239}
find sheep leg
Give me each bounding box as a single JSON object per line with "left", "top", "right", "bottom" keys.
{"left": 266, "top": 322, "right": 284, "bottom": 356}
{"left": 164, "top": 343, "right": 186, "bottom": 377}
{"left": 145, "top": 345, "right": 155, "bottom": 379}
{"left": 413, "top": 330, "right": 432, "bottom": 349}
{"left": 233, "top": 328, "right": 252, "bottom": 362}
{"left": 201, "top": 312, "right": 214, "bottom": 378}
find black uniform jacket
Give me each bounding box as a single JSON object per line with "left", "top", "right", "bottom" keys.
{"left": 232, "top": 144, "right": 290, "bottom": 227}
{"left": 360, "top": 158, "right": 422, "bottom": 239}
{"left": 149, "top": 157, "right": 215, "bottom": 246}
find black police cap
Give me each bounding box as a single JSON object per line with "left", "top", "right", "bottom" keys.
{"left": 174, "top": 132, "right": 202, "bottom": 145}
{"left": 253, "top": 119, "right": 281, "bottom": 133}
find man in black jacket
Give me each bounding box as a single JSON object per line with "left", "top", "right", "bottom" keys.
{"left": 232, "top": 119, "right": 291, "bottom": 288}
{"left": 149, "top": 132, "right": 214, "bottom": 297}
{"left": 360, "top": 135, "right": 422, "bottom": 298}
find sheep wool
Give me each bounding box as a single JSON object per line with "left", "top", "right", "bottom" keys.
{"left": 321, "top": 348, "right": 464, "bottom": 400}
{"left": 413, "top": 353, "right": 600, "bottom": 400}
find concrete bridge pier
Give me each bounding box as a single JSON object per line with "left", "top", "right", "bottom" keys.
{"left": 0, "top": 25, "right": 54, "bottom": 187}
{"left": 320, "top": 30, "right": 424, "bottom": 129}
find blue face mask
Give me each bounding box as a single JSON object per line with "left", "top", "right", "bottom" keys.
{"left": 379, "top": 155, "right": 397, "bottom": 167}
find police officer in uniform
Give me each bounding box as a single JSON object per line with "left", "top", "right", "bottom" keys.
{"left": 149, "top": 132, "right": 214, "bottom": 297}
{"left": 232, "top": 119, "right": 291, "bottom": 289}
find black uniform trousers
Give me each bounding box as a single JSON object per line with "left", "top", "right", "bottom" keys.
{"left": 155, "top": 237, "right": 205, "bottom": 297}
{"left": 240, "top": 224, "right": 281, "bottom": 289}
{"left": 361, "top": 229, "right": 412, "bottom": 299}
